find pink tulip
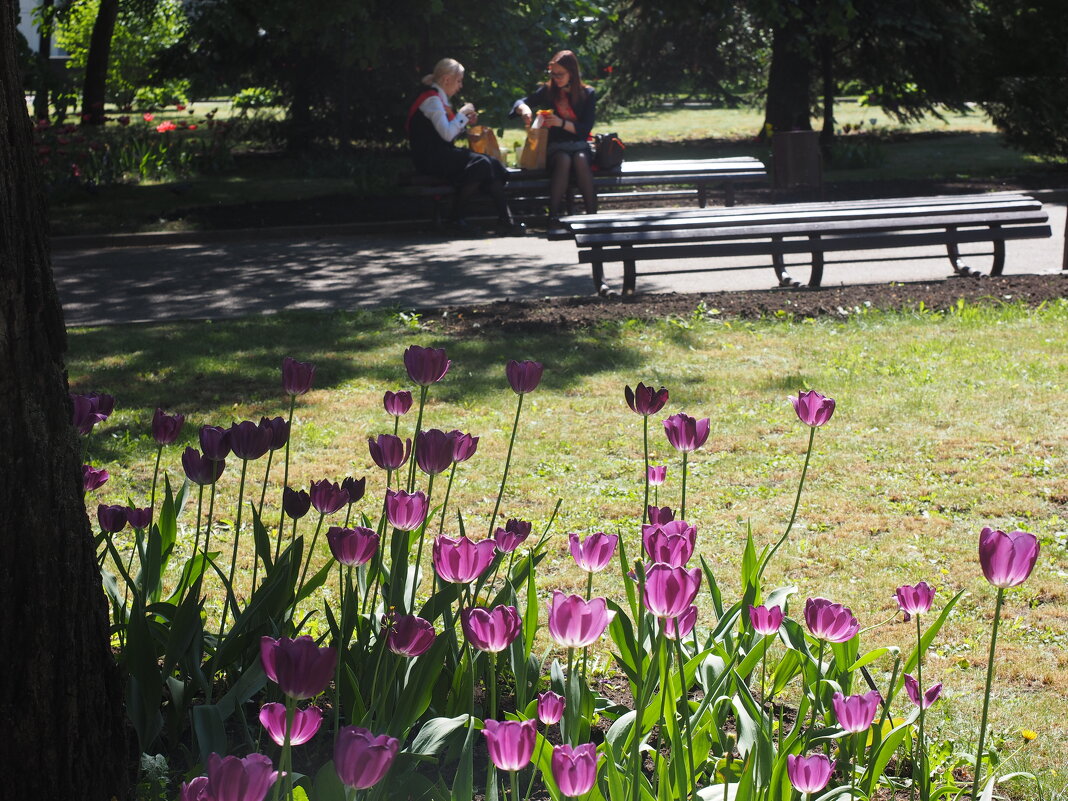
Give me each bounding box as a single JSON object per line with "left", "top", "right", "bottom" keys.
{"left": 537, "top": 691, "right": 565, "bottom": 725}
{"left": 625, "top": 382, "right": 669, "bottom": 415}
{"left": 786, "top": 753, "right": 833, "bottom": 794}
{"left": 334, "top": 726, "right": 400, "bottom": 790}
{"left": 647, "top": 465, "right": 667, "bottom": 485}
{"left": 309, "top": 479, "right": 349, "bottom": 515}
{"left": 568, "top": 531, "right": 618, "bottom": 573}
{"left": 790, "top": 389, "right": 836, "bottom": 427}
{"left": 663, "top": 605, "right": 698, "bottom": 640}
{"left": 647, "top": 505, "right": 675, "bottom": 525}
{"left": 663, "top": 412, "right": 710, "bottom": 452}
{"left": 460, "top": 605, "right": 522, "bottom": 653}
{"left": 260, "top": 636, "right": 336, "bottom": 700}
{"left": 748, "top": 604, "right": 784, "bottom": 636}
{"left": 385, "top": 489, "right": 429, "bottom": 531}
{"left": 547, "top": 591, "right": 614, "bottom": 648}
{"left": 180, "top": 776, "right": 209, "bottom": 801}
{"left": 895, "top": 581, "right": 936, "bottom": 620}
{"left": 494, "top": 518, "right": 532, "bottom": 553}
{"left": 205, "top": 753, "right": 278, "bottom": 801}
{"left": 448, "top": 429, "right": 479, "bottom": 462}
{"left": 641, "top": 519, "right": 697, "bottom": 567}
{"left": 831, "top": 690, "right": 881, "bottom": 733}
{"left": 506, "top": 359, "right": 544, "bottom": 394}
{"left": 368, "top": 434, "right": 412, "bottom": 470}
{"left": 82, "top": 464, "right": 110, "bottom": 491}
{"left": 643, "top": 564, "right": 701, "bottom": 619}
{"left": 904, "top": 673, "right": 942, "bottom": 709}
{"left": 259, "top": 703, "right": 323, "bottom": 745}
{"left": 326, "top": 526, "right": 378, "bottom": 566}
{"left": 432, "top": 534, "right": 497, "bottom": 584}
{"left": 482, "top": 719, "right": 537, "bottom": 771}
{"left": 979, "top": 527, "right": 1040, "bottom": 588}
{"left": 387, "top": 615, "right": 436, "bottom": 657}
{"left": 551, "top": 743, "right": 599, "bottom": 798}
{"left": 804, "top": 597, "right": 860, "bottom": 643}
{"left": 415, "top": 428, "right": 455, "bottom": 475}
{"left": 383, "top": 389, "right": 413, "bottom": 416}
{"left": 404, "top": 345, "right": 450, "bottom": 386}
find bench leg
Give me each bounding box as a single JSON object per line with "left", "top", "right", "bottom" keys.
{"left": 771, "top": 237, "right": 799, "bottom": 287}
{"left": 724, "top": 183, "right": 735, "bottom": 207}
{"left": 990, "top": 227, "right": 1005, "bottom": 276}
{"left": 698, "top": 183, "right": 708, "bottom": 208}
{"left": 622, "top": 244, "right": 636, "bottom": 297}
{"left": 809, "top": 235, "right": 824, "bottom": 287}
{"left": 590, "top": 247, "right": 607, "bottom": 296}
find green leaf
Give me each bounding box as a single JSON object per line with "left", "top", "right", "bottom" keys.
{"left": 251, "top": 503, "right": 274, "bottom": 573}
{"left": 192, "top": 704, "right": 228, "bottom": 765}
{"left": 848, "top": 646, "right": 898, "bottom": 673}
{"left": 408, "top": 714, "right": 470, "bottom": 756}
{"left": 312, "top": 761, "right": 347, "bottom": 801}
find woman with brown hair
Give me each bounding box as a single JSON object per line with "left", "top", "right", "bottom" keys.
{"left": 513, "top": 50, "right": 597, "bottom": 230}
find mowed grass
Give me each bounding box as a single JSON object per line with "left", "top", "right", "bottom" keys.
{"left": 69, "top": 301, "right": 1068, "bottom": 787}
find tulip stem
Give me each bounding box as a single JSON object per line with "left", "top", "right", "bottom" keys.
{"left": 642, "top": 415, "right": 650, "bottom": 525}
{"left": 809, "top": 639, "right": 825, "bottom": 731}
{"left": 971, "top": 588, "right": 1004, "bottom": 801}
{"left": 761, "top": 426, "right": 816, "bottom": 581}
{"left": 295, "top": 511, "right": 326, "bottom": 609}
{"left": 409, "top": 477, "right": 434, "bottom": 614}
{"left": 177, "top": 484, "right": 205, "bottom": 605}
{"left": 438, "top": 462, "right": 458, "bottom": 538}
{"left": 252, "top": 450, "right": 274, "bottom": 592}
{"left": 275, "top": 394, "right": 297, "bottom": 562}
{"left": 218, "top": 457, "right": 249, "bottom": 642}
{"left": 489, "top": 393, "right": 524, "bottom": 538}
{"left": 672, "top": 635, "right": 697, "bottom": 798}
{"left": 914, "top": 614, "right": 927, "bottom": 801}
{"left": 149, "top": 443, "right": 163, "bottom": 525}
{"left": 406, "top": 386, "right": 429, "bottom": 493}
{"left": 680, "top": 451, "right": 689, "bottom": 521}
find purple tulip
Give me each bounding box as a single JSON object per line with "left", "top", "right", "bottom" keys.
{"left": 547, "top": 591, "right": 614, "bottom": 648}
{"left": 182, "top": 447, "right": 225, "bottom": 486}
{"left": 625, "top": 382, "right": 669, "bottom": 415}
{"left": 460, "top": 605, "right": 522, "bottom": 652}
{"left": 483, "top": 719, "right": 537, "bottom": 772}
{"left": 904, "top": 673, "right": 942, "bottom": 709}
{"left": 832, "top": 690, "right": 882, "bottom": 733}
{"left": 895, "top": 581, "right": 936, "bottom": 620}
{"left": 227, "top": 420, "right": 272, "bottom": 461}
{"left": 327, "top": 526, "right": 378, "bottom": 566}
{"left": 537, "top": 691, "right": 566, "bottom": 725}
{"left": 199, "top": 425, "right": 230, "bottom": 461}
{"left": 786, "top": 753, "right": 833, "bottom": 795}
{"left": 748, "top": 604, "right": 785, "bottom": 636}
{"left": 551, "top": 743, "right": 599, "bottom": 798}
{"left": 664, "top": 605, "right": 698, "bottom": 640}
{"left": 385, "top": 489, "right": 429, "bottom": 531}
{"left": 205, "top": 753, "right": 278, "bottom": 801}
{"left": 506, "top": 359, "right": 544, "bottom": 394}
{"left": 282, "top": 356, "right": 315, "bottom": 396}
{"left": 82, "top": 464, "right": 109, "bottom": 491}
{"left": 260, "top": 416, "right": 289, "bottom": 451}
{"left": 447, "top": 429, "right": 479, "bottom": 463}
{"left": 494, "top": 518, "right": 532, "bottom": 553}
{"left": 309, "top": 479, "right": 349, "bottom": 515}
{"left": 791, "top": 389, "right": 836, "bottom": 427}
{"left": 641, "top": 519, "right": 697, "bottom": 568}
{"left": 979, "top": 527, "right": 1040, "bottom": 588}
{"left": 804, "top": 597, "right": 860, "bottom": 643}
{"left": 415, "top": 428, "right": 455, "bottom": 475}
{"left": 259, "top": 702, "right": 323, "bottom": 746}
{"left": 180, "top": 776, "right": 209, "bottom": 801}
{"left": 383, "top": 390, "right": 413, "bottom": 416}
{"left": 335, "top": 726, "right": 400, "bottom": 790}
{"left": 643, "top": 564, "right": 702, "bottom": 619}
{"left": 663, "top": 412, "right": 710, "bottom": 452}
{"left": 647, "top": 465, "right": 667, "bottom": 486}
{"left": 283, "top": 487, "right": 311, "bottom": 520}
{"left": 71, "top": 392, "right": 111, "bottom": 435}
{"left": 126, "top": 506, "right": 152, "bottom": 530}
{"left": 151, "top": 408, "right": 185, "bottom": 445}
{"left": 404, "top": 345, "right": 450, "bottom": 386}
{"left": 97, "top": 504, "right": 128, "bottom": 533}
{"left": 432, "top": 534, "right": 497, "bottom": 584}
{"left": 647, "top": 505, "right": 675, "bottom": 525}
{"left": 568, "top": 531, "right": 618, "bottom": 573}
{"left": 387, "top": 615, "right": 436, "bottom": 657}
{"left": 260, "top": 635, "right": 336, "bottom": 700}
{"left": 341, "top": 476, "right": 366, "bottom": 504}
{"left": 368, "top": 434, "right": 411, "bottom": 471}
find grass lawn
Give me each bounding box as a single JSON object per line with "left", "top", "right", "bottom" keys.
{"left": 69, "top": 300, "right": 1068, "bottom": 790}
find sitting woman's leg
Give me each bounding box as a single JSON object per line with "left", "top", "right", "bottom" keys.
{"left": 571, "top": 150, "right": 597, "bottom": 214}
{"left": 548, "top": 152, "right": 573, "bottom": 219}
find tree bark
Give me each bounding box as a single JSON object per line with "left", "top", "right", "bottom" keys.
{"left": 0, "top": 4, "right": 132, "bottom": 798}
{"left": 80, "top": 0, "right": 120, "bottom": 124}
{"left": 819, "top": 35, "right": 835, "bottom": 156}
{"left": 762, "top": 10, "right": 813, "bottom": 136}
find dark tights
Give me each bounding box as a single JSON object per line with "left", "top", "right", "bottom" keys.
{"left": 454, "top": 177, "right": 512, "bottom": 222}
{"left": 548, "top": 150, "right": 597, "bottom": 218}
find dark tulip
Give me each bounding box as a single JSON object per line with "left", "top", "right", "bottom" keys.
{"left": 327, "top": 526, "right": 378, "bottom": 566}
{"left": 447, "top": 430, "right": 479, "bottom": 463}
{"left": 625, "top": 382, "right": 669, "bottom": 416}
{"left": 383, "top": 390, "right": 413, "bottom": 416}
{"left": 404, "top": 345, "right": 451, "bottom": 386}
{"left": 182, "top": 447, "right": 225, "bottom": 486}
{"left": 505, "top": 359, "right": 544, "bottom": 394}
{"left": 341, "top": 476, "right": 366, "bottom": 504}
{"left": 416, "top": 429, "right": 454, "bottom": 476}
{"left": 127, "top": 506, "right": 152, "bottom": 529}
{"left": 647, "top": 505, "right": 676, "bottom": 525}
{"left": 70, "top": 393, "right": 108, "bottom": 435}
{"left": 260, "top": 416, "right": 290, "bottom": 451}
{"left": 368, "top": 434, "right": 411, "bottom": 471}
{"left": 151, "top": 407, "right": 185, "bottom": 445}
{"left": 87, "top": 392, "right": 115, "bottom": 417}
{"left": 310, "top": 479, "right": 349, "bottom": 515}
{"left": 493, "top": 518, "right": 532, "bottom": 553}
{"left": 282, "top": 356, "right": 316, "bottom": 396}
{"left": 228, "top": 420, "right": 273, "bottom": 461}
{"left": 199, "top": 425, "right": 231, "bottom": 461}
{"left": 283, "top": 486, "right": 311, "bottom": 520}
{"left": 82, "top": 464, "right": 109, "bottom": 491}
{"left": 97, "top": 504, "right": 128, "bottom": 533}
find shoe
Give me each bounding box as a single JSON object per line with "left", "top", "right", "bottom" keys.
{"left": 495, "top": 219, "right": 527, "bottom": 236}
{"left": 447, "top": 218, "right": 485, "bottom": 238}
{"left": 547, "top": 217, "right": 568, "bottom": 237}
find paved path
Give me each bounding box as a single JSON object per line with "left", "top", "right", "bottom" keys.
{"left": 52, "top": 203, "right": 1066, "bottom": 327}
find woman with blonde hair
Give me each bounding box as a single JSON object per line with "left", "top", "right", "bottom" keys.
{"left": 406, "top": 58, "right": 525, "bottom": 236}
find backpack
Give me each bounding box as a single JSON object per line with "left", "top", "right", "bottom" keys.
{"left": 592, "top": 132, "right": 625, "bottom": 172}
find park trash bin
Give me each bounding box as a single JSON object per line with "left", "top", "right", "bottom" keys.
{"left": 772, "top": 130, "right": 823, "bottom": 191}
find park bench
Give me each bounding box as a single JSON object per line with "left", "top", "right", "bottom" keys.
{"left": 400, "top": 156, "right": 767, "bottom": 224}
{"left": 553, "top": 192, "right": 1053, "bottom": 295}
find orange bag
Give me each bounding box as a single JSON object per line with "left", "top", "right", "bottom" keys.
{"left": 518, "top": 126, "right": 548, "bottom": 170}
{"left": 468, "top": 126, "right": 504, "bottom": 165}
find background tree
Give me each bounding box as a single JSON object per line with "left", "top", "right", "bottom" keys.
{"left": 0, "top": 3, "right": 131, "bottom": 798}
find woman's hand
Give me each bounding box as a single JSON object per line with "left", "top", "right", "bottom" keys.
{"left": 546, "top": 113, "right": 565, "bottom": 129}
{"left": 516, "top": 103, "right": 533, "bottom": 127}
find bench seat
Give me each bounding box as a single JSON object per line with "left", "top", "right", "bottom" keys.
{"left": 556, "top": 192, "right": 1053, "bottom": 295}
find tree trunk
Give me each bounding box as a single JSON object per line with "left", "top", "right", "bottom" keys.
{"left": 80, "top": 0, "right": 120, "bottom": 125}
{"left": 819, "top": 35, "right": 835, "bottom": 157}
{"left": 0, "top": 4, "right": 132, "bottom": 798}
{"left": 762, "top": 11, "right": 813, "bottom": 136}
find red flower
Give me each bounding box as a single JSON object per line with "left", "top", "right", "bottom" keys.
{"left": 142, "top": 113, "right": 155, "bottom": 122}
{"left": 176, "top": 104, "right": 186, "bottom": 111}
{"left": 156, "top": 121, "right": 178, "bottom": 133}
